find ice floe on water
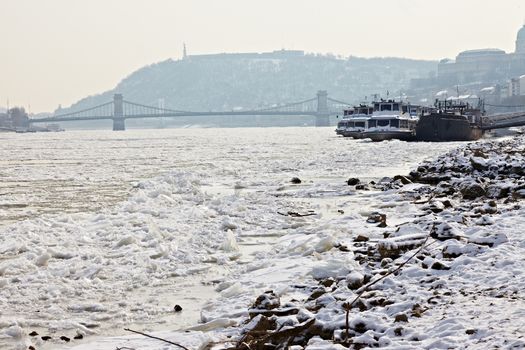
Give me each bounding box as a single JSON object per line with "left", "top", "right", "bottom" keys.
{"left": 3, "top": 128, "right": 522, "bottom": 349}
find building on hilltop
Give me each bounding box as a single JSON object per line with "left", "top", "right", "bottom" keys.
{"left": 516, "top": 25, "right": 525, "bottom": 54}
{"left": 186, "top": 49, "right": 305, "bottom": 61}
{"left": 437, "top": 25, "right": 525, "bottom": 85}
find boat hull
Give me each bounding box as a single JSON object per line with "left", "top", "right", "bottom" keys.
{"left": 416, "top": 114, "right": 483, "bottom": 141}
{"left": 362, "top": 130, "right": 416, "bottom": 142}
{"left": 342, "top": 131, "right": 364, "bottom": 139}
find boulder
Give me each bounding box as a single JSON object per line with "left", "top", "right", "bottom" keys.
{"left": 347, "top": 177, "right": 360, "bottom": 186}
{"left": 290, "top": 177, "right": 302, "bottom": 184}
{"left": 346, "top": 271, "right": 364, "bottom": 290}
{"left": 486, "top": 185, "right": 510, "bottom": 199}
{"left": 252, "top": 290, "right": 280, "bottom": 310}
{"left": 394, "top": 314, "right": 408, "bottom": 322}
{"left": 470, "top": 157, "right": 488, "bottom": 171}
{"left": 366, "top": 212, "right": 386, "bottom": 226}
{"left": 393, "top": 175, "right": 412, "bottom": 185}
{"left": 460, "top": 182, "right": 486, "bottom": 199}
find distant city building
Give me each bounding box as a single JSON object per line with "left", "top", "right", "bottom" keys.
{"left": 516, "top": 25, "right": 525, "bottom": 54}
{"left": 187, "top": 49, "right": 305, "bottom": 61}
{"left": 0, "top": 107, "right": 29, "bottom": 129}
{"left": 437, "top": 25, "right": 525, "bottom": 85}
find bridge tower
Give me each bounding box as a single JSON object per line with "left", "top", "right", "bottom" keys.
{"left": 315, "top": 90, "right": 330, "bottom": 127}
{"left": 112, "top": 93, "right": 125, "bottom": 131}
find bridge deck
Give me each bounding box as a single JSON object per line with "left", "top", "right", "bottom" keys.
{"left": 28, "top": 93, "right": 351, "bottom": 126}
{"left": 483, "top": 112, "right": 525, "bottom": 130}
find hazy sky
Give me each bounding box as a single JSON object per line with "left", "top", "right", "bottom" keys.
{"left": 2, "top": 0, "right": 525, "bottom": 112}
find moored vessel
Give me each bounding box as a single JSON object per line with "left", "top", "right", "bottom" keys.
{"left": 361, "top": 100, "right": 421, "bottom": 141}
{"left": 341, "top": 104, "right": 373, "bottom": 139}
{"left": 335, "top": 115, "right": 350, "bottom": 135}
{"left": 415, "top": 100, "right": 484, "bottom": 141}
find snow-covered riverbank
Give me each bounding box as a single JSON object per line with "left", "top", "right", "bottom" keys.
{"left": 65, "top": 135, "right": 525, "bottom": 350}
{"left": 207, "top": 135, "right": 525, "bottom": 350}
{"left": 3, "top": 128, "right": 502, "bottom": 350}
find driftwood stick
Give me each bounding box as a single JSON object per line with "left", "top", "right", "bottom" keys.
{"left": 344, "top": 303, "right": 350, "bottom": 342}
{"left": 124, "top": 328, "right": 190, "bottom": 350}
{"left": 343, "top": 236, "right": 435, "bottom": 340}
{"left": 277, "top": 211, "right": 316, "bottom": 217}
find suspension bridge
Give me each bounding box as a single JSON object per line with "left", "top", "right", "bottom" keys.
{"left": 29, "top": 91, "right": 351, "bottom": 130}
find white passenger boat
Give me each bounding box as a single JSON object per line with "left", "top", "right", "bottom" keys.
{"left": 361, "top": 100, "right": 421, "bottom": 141}
{"left": 335, "top": 116, "right": 350, "bottom": 135}
{"left": 339, "top": 104, "right": 373, "bottom": 139}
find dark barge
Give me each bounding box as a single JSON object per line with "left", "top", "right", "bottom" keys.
{"left": 415, "top": 100, "right": 484, "bottom": 142}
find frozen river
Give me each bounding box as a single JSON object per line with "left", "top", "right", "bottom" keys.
{"left": 0, "top": 128, "right": 462, "bottom": 349}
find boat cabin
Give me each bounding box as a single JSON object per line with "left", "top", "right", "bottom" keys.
{"left": 434, "top": 99, "right": 483, "bottom": 125}
{"left": 367, "top": 118, "right": 417, "bottom": 129}
{"left": 372, "top": 100, "right": 420, "bottom": 117}
{"left": 343, "top": 105, "right": 373, "bottom": 117}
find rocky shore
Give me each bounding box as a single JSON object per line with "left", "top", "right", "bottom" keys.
{"left": 204, "top": 136, "right": 525, "bottom": 350}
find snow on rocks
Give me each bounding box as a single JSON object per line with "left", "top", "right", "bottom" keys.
{"left": 196, "top": 136, "right": 525, "bottom": 350}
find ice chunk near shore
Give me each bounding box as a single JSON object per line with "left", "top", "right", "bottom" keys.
{"left": 187, "top": 318, "right": 237, "bottom": 331}
{"left": 314, "top": 235, "right": 335, "bottom": 253}
{"left": 5, "top": 324, "right": 24, "bottom": 339}
{"left": 220, "top": 282, "right": 244, "bottom": 297}
{"left": 68, "top": 330, "right": 213, "bottom": 350}
{"left": 310, "top": 259, "right": 351, "bottom": 279}
{"left": 222, "top": 230, "right": 239, "bottom": 252}
{"left": 35, "top": 252, "right": 51, "bottom": 266}
{"left": 468, "top": 231, "right": 508, "bottom": 247}
{"left": 306, "top": 336, "right": 347, "bottom": 349}
{"left": 4, "top": 324, "right": 30, "bottom": 350}
{"left": 114, "top": 235, "right": 136, "bottom": 248}
{"left": 221, "top": 218, "right": 238, "bottom": 231}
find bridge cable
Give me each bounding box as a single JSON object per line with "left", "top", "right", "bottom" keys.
{"left": 30, "top": 101, "right": 114, "bottom": 121}
{"left": 253, "top": 97, "right": 317, "bottom": 112}
{"left": 122, "top": 100, "right": 191, "bottom": 113}
{"left": 326, "top": 97, "right": 353, "bottom": 106}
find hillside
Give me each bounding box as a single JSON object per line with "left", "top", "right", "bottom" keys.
{"left": 62, "top": 51, "right": 436, "bottom": 114}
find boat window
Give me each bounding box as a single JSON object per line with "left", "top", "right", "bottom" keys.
{"left": 400, "top": 120, "right": 408, "bottom": 128}
{"left": 369, "top": 108, "right": 374, "bottom": 114}
{"left": 402, "top": 105, "right": 408, "bottom": 113}
{"left": 374, "top": 103, "right": 380, "bottom": 110}
{"left": 348, "top": 122, "right": 354, "bottom": 127}
{"left": 380, "top": 104, "right": 392, "bottom": 111}
{"left": 355, "top": 122, "right": 365, "bottom": 128}
{"left": 390, "top": 119, "right": 399, "bottom": 127}
{"left": 368, "top": 120, "right": 376, "bottom": 128}
{"left": 393, "top": 103, "right": 399, "bottom": 111}
{"left": 378, "top": 119, "right": 390, "bottom": 127}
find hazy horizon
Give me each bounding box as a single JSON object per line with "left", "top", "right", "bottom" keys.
{"left": 2, "top": 0, "right": 525, "bottom": 113}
